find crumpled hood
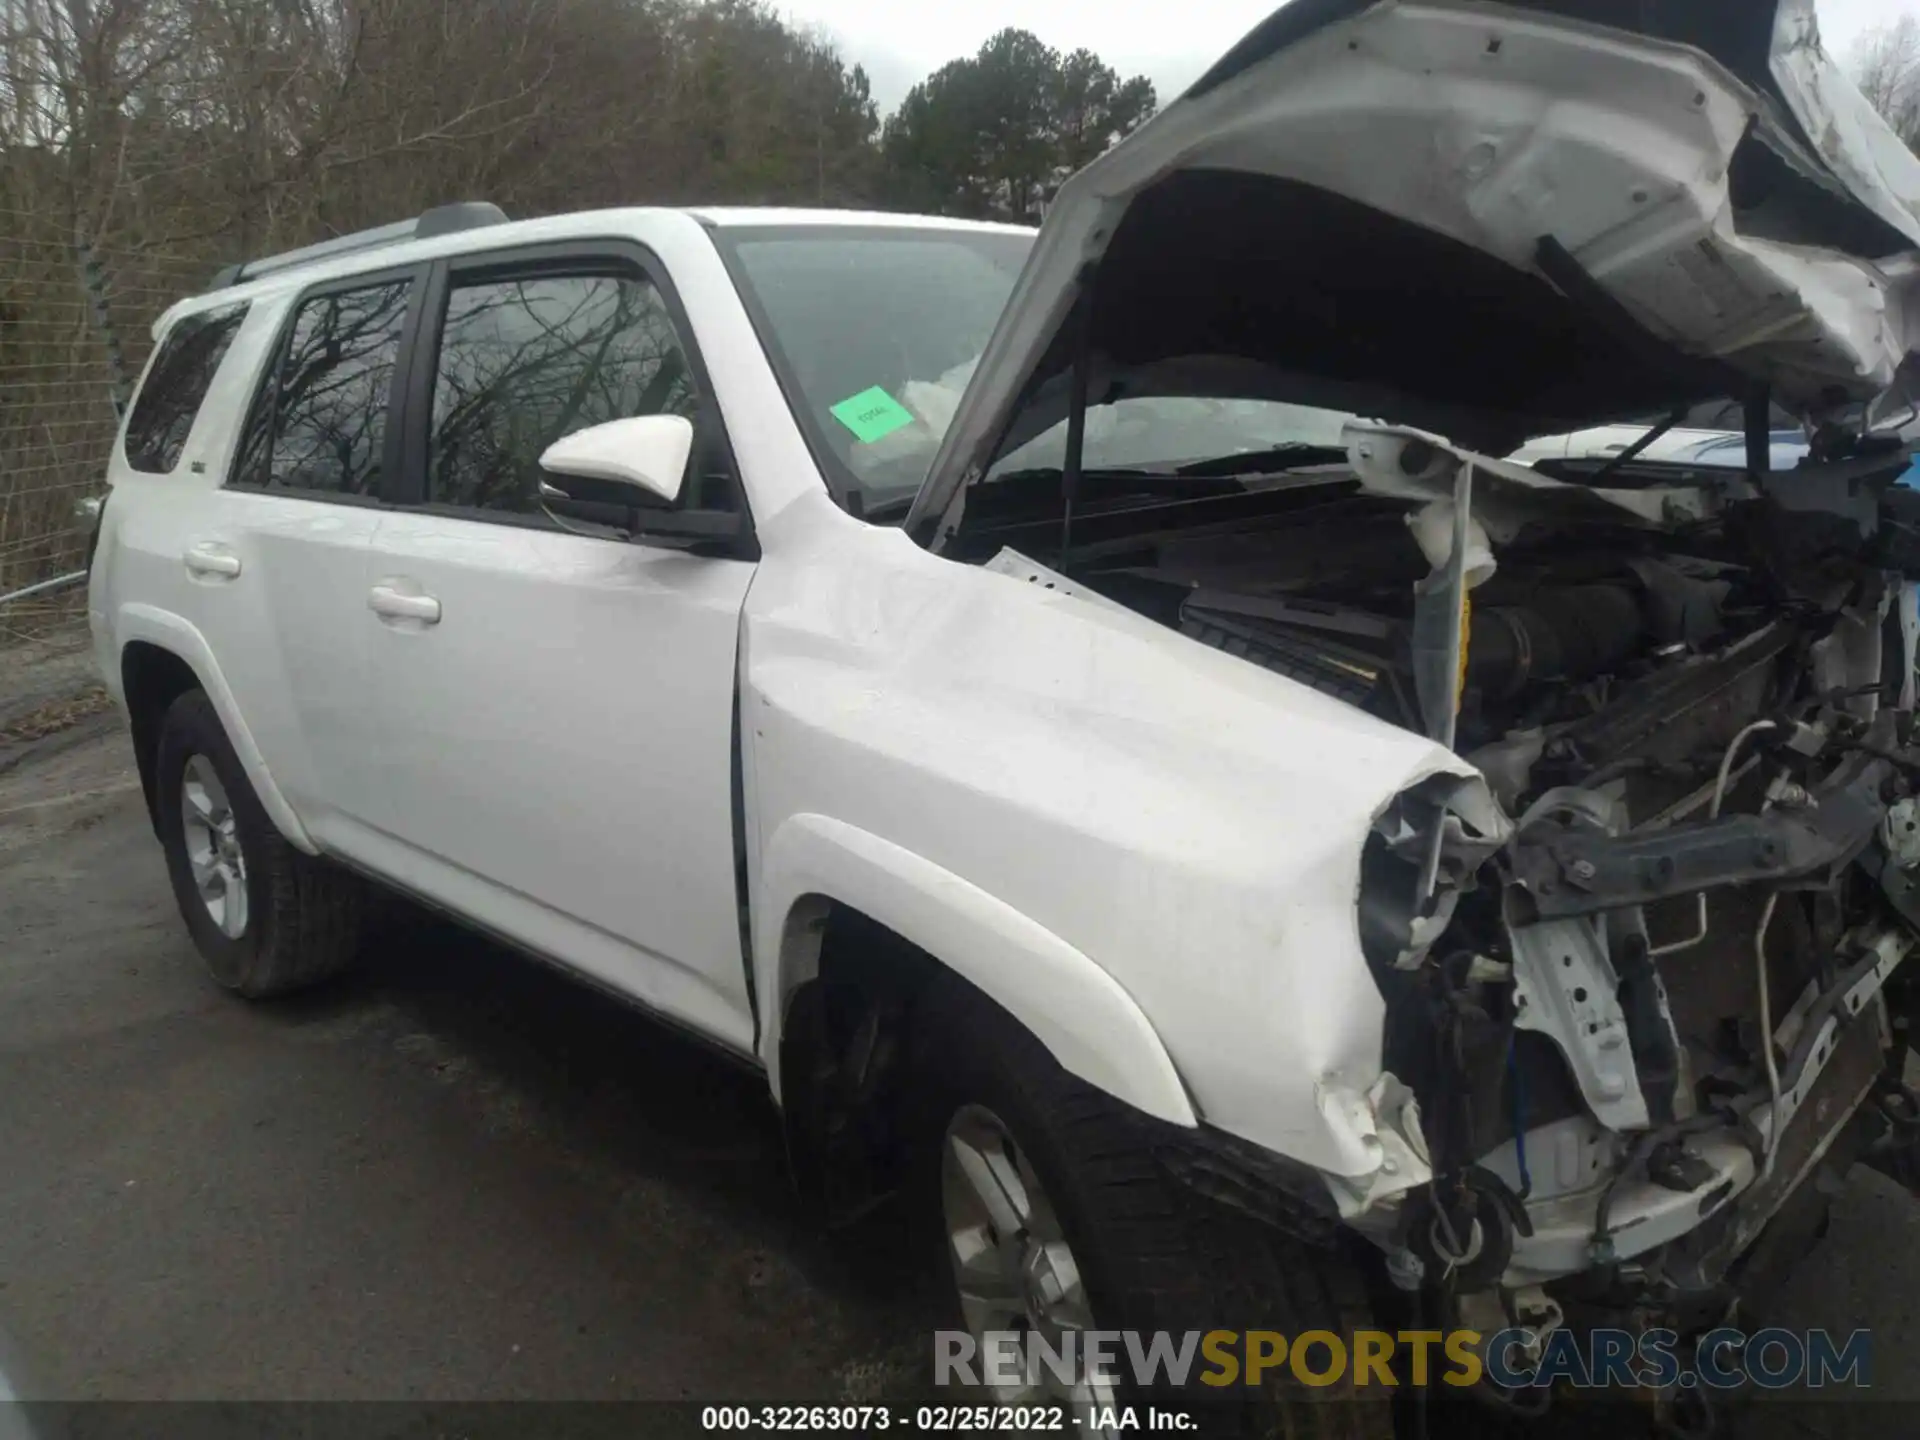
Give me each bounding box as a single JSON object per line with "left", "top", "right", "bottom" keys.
{"left": 907, "top": 0, "right": 1920, "bottom": 543}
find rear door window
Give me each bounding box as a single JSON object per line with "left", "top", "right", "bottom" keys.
{"left": 123, "top": 302, "right": 249, "bottom": 473}
{"left": 233, "top": 279, "right": 412, "bottom": 496}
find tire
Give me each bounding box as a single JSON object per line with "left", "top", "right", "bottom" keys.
{"left": 919, "top": 977, "right": 1393, "bottom": 1440}
{"left": 155, "top": 688, "right": 363, "bottom": 997}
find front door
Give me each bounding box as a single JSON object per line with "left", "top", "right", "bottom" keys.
{"left": 352, "top": 250, "right": 759, "bottom": 1051}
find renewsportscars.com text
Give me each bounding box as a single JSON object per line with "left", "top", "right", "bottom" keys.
{"left": 935, "top": 1327, "right": 1872, "bottom": 1391}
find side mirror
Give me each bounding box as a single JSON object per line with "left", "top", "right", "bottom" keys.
{"left": 538, "top": 414, "right": 694, "bottom": 508}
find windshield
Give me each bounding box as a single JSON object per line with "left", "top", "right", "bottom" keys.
{"left": 715, "top": 225, "right": 1033, "bottom": 517}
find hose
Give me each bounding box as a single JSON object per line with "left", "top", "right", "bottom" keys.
{"left": 1754, "top": 891, "right": 1783, "bottom": 1183}
{"left": 1711, "top": 720, "right": 1777, "bottom": 818}
{"left": 1594, "top": 721, "right": 1785, "bottom": 1249}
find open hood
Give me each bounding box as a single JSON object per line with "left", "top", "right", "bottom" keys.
{"left": 907, "top": 0, "right": 1920, "bottom": 544}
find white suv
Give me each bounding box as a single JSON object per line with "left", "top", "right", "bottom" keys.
{"left": 89, "top": 1, "right": 1920, "bottom": 1429}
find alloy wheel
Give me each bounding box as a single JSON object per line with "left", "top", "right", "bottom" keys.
{"left": 942, "top": 1103, "right": 1120, "bottom": 1425}
{"left": 180, "top": 754, "right": 248, "bottom": 939}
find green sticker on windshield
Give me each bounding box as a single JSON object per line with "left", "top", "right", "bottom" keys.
{"left": 829, "top": 386, "right": 916, "bottom": 444}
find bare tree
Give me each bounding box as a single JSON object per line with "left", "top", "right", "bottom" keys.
{"left": 0, "top": 0, "right": 1135, "bottom": 601}
{"left": 1853, "top": 15, "right": 1920, "bottom": 152}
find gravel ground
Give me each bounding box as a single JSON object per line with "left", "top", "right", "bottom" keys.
{"left": 2, "top": 632, "right": 1917, "bottom": 1437}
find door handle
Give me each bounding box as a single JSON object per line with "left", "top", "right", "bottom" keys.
{"left": 183, "top": 543, "right": 241, "bottom": 579}
{"left": 368, "top": 583, "right": 441, "bottom": 625}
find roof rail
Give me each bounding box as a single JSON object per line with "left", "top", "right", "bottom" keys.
{"left": 207, "top": 201, "right": 508, "bottom": 291}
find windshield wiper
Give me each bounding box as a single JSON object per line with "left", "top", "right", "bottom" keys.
{"left": 1173, "top": 443, "right": 1349, "bottom": 477}
{"left": 1585, "top": 406, "right": 1685, "bottom": 485}
{"left": 988, "top": 464, "right": 1188, "bottom": 485}
{"left": 867, "top": 447, "right": 1353, "bottom": 525}
{"left": 855, "top": 467, "right": 1179, "bottom": 524}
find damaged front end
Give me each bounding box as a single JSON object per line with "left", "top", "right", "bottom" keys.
{"left": 899, "top": 0, "right": 1920, "bottom": 1414}
{"left": 1342, "top": 429, "right": 1920, "bottom": 1414}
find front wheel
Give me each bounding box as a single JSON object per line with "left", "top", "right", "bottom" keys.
{"left": 920, "top": 978, "right": 1394, "bottom": 1439}
{"left": 155, "top": 689, "right": 364, "bottom": 997}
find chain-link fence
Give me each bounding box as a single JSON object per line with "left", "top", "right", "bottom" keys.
{"left": 0, "top": 220, "right": 208, "bottom": 643}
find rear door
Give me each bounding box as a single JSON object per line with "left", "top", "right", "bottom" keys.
{"left": 108, "top": 270, "right": 421, "bottom": 847}
{"left": 190, "top": 271, "right": 422, "bottom": 843}
{"left": 351, "top": 242, "right": 760, "bottom": 1051}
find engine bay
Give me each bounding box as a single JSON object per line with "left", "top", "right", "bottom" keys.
{"left": 948, "top": 421, "right": 1920, "bottom": 1399}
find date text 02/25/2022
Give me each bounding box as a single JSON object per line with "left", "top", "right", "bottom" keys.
{"left": 700, "top": 1405, "right": 1195, "bottom": 1432}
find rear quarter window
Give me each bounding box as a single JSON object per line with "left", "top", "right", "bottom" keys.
{"left": 123, "top": 301, "right": 249, "bottom": 474}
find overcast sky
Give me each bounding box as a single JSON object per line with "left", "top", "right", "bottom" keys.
{"left": 788, "top": 0, "right": 1920, "bottom": 115}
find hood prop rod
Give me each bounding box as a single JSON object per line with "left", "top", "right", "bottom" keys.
{"left": 1744, "top": 380, "right": 1773, "bottom": 486}
{"left": 1058, "top": 273, "right": 1096, "bottom": 565}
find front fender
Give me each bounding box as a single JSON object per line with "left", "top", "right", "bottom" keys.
{"left": 756, "top": 811, "right": 1197, "bottom": 1128}
{"left": 741, "top": 495, "right": 1485, "bottom": 1186}
{"left": 114, "top": 602, "right": 316, "bottom": 853}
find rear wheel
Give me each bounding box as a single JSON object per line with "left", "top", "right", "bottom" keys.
{"left": 155, "top": 689, "right": 363, "bottom": 997}
{"left": 920, "top": 978, "right": 1394, "bottom": 1439}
